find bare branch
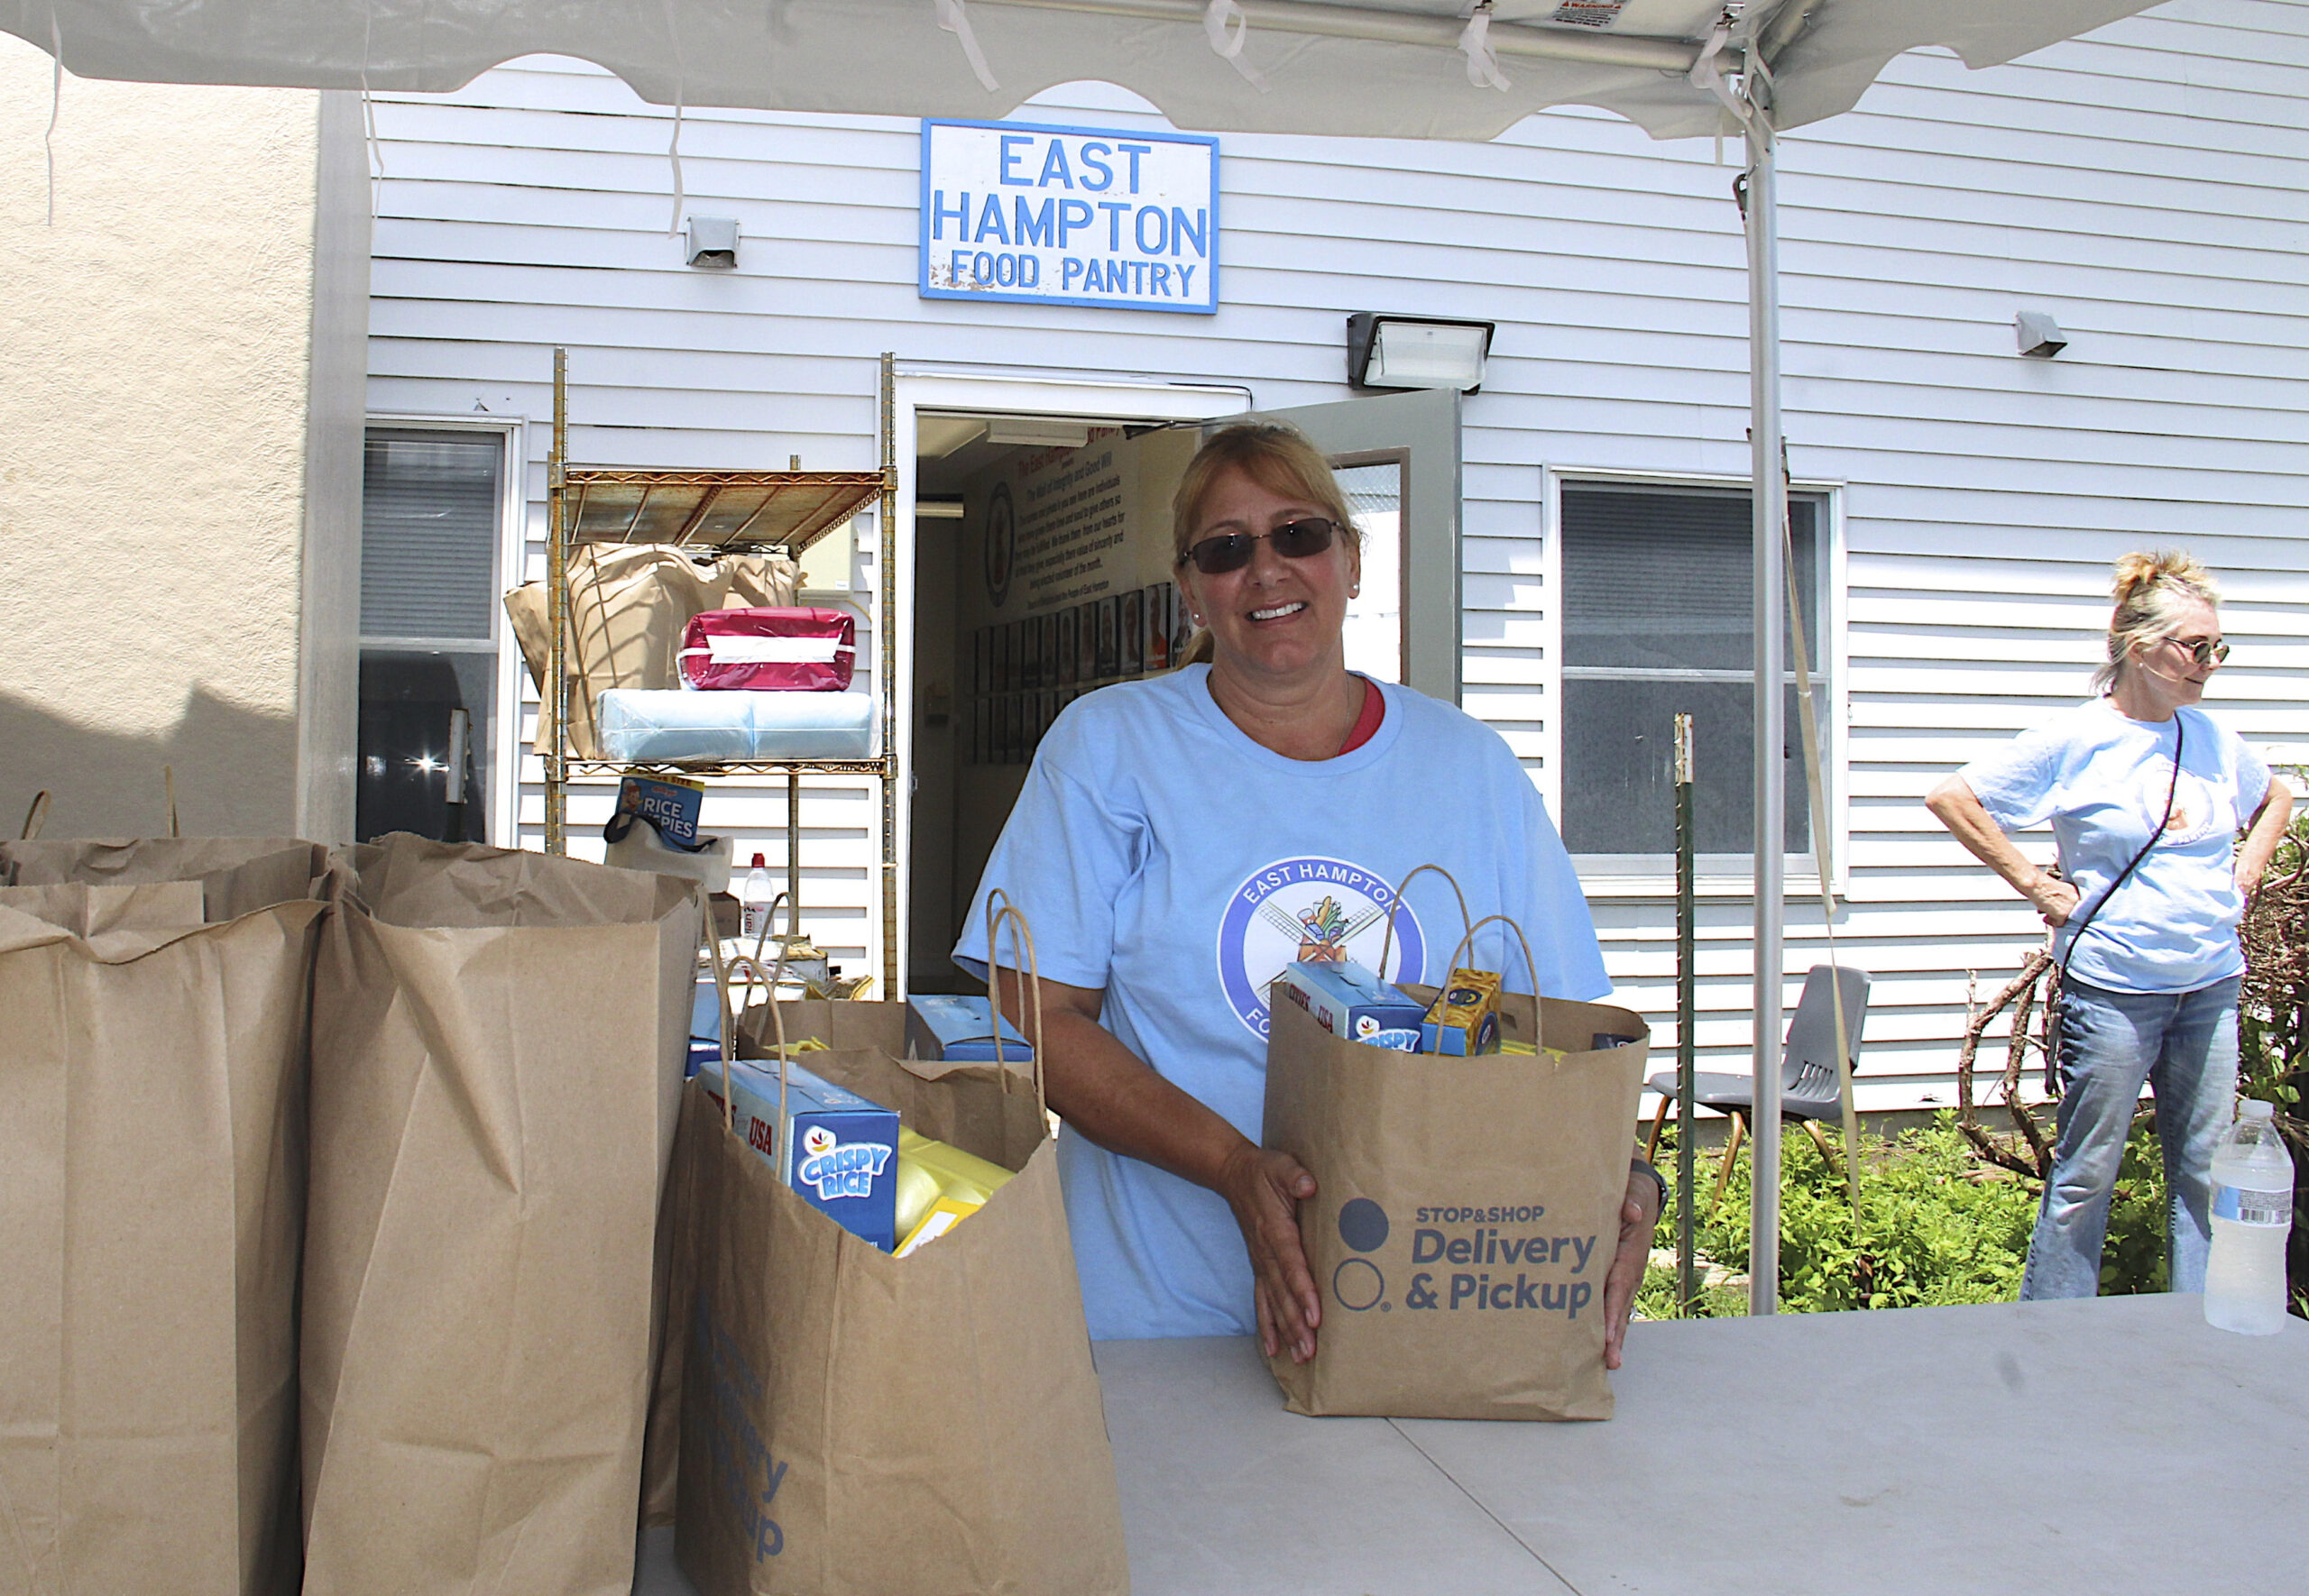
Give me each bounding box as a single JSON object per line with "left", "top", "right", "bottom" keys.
{"left": 1959, "top": 1119, "right": 2042, "bottom": 1179}
{"left": 2007, "top": 1093, "right": 2052, "bottom": 1177}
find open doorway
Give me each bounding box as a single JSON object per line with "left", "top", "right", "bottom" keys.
{"left": 906, "top": 407, "right": 1203, "bottom": 992}
{"left": 897, "top": 380, "right": 1461, "bottom": 995}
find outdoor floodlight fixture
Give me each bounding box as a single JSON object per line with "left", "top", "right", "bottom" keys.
{"left": 685, "top": 216, "right": 741, "bottom": 269}
{"left": 1347, "top": 312, "right": 1496, "bottom": 393}
{"left": 2015, "top": 310, "right": 2067, "bottom": 358}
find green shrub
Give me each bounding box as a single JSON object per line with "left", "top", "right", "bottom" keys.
{"left": 2237, "top": 775, "right": 2309, "bottom": 1313}
{"left": 2097, "top": 1113, "right": 2172, "bottom": 1295}
{"left": 1640, "top": 1110, "right": 2171, "bottom": 1317}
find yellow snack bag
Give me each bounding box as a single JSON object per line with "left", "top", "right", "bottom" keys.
{"left": 892, "top": 1155, "right": 943, "bottom": 1241}
{"left": 897, "top": 1193, "right": 985, "bottom": 1259}
{"left": 1497, "top": 1039, "right": 1571, "bottom": 1062}
{"left": 892, "top": 1127, "right": 1016, "bottom": 1258}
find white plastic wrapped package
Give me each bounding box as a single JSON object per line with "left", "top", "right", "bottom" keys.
{"left": 596, "top": 689, "right": 875, "bottom": 762}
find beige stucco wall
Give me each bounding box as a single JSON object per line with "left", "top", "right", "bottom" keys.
{"left": 0, "top": 36, "right": 366, "bottom": 842}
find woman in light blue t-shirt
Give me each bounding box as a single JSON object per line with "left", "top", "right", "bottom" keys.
{"left": 953, "top": 423, "right": 1662, "bottom": 1361}
{"left": 1927, "top": 552, "right": 2292, "bottom": 1299}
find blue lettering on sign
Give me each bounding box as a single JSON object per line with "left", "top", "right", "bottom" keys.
{"left": 921, "top": 118, "right": 1219, "bottom": 313}
{"left": 1171, "top": 206, "right": 1207, "bottom": 258}
{"left": 1015, "top": 196, "right": 1055, "bottom": 247}
{"left": 974, "top": 194, "right": 1010, "bottom": 245}
{"left": 1098, "top": 200, "right": 1130, "bottom": 251}
{"left": 998, "top": 133, "right": 1035, "bottom": 185}
{"left": 945, "top": 249, "right": 1042, "bottom": 291}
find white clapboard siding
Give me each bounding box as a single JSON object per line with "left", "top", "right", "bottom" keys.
{"left": 366, "top": 0, "right": 2309, "bottom": 1101}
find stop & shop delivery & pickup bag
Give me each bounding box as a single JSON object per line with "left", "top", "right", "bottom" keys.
{"left": 1262, "top": 903, "right": 1649, "bottom": 1422}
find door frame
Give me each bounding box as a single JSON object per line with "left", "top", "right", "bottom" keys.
{"left": 890, "top": 369, "right": 1250, "bottom": 995}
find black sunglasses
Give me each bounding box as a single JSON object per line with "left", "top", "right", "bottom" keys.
{"left": 1177, "top": 517, "right": 1343, "bottom": 576}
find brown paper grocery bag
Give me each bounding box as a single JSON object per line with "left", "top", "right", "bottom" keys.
{"left": 299, "top": 837, "right": 699, "bottom": 1596}
{"left": 1262, "top": 969, "right": 1648, "bottom": 1421}
{"left": 506, "top": 543, "right": 799, "bottom": 758}
{"left": 0, "top": 842, "right": 327, "bottom": 1596}
{"left": 671, "top": 970, "right": 1128, "bottom": 1596}
{"left": 1, "top": 837, "right": 326, "bottom": 919}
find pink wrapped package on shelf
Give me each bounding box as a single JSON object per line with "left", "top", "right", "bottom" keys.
{"left": 676, "top": 606, "right": 857, "bottom": 692}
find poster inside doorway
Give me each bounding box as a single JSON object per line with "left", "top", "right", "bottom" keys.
{"left": 961, "top": 427, "right": 1195, "bottom": 766}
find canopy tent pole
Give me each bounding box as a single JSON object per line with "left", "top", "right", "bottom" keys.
{"left": 1693, "top": 14, "right": 1786, "bottom": 1314}
{"left": 1741, "top": 105, "right": 1785, "bottom": 1315}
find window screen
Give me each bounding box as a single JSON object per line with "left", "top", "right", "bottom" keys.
{"left": 1559, "top": 485, "right": 1826, "bottom": 860}
{"left": 360, "top": 430, "right": 501, "bottom": 641}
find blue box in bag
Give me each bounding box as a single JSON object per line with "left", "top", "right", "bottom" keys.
{"left": 695, "top": 1057, "right": 900, "bottom": 1251}
{"left": 906, "top": 994, "right": 1035, "bottom": 1064}
{"left": 1277, "top": 959, "right": 1426, "bottom": 1052}
{"left": 686, "top": 977, "right": 723, "bottom": 1078}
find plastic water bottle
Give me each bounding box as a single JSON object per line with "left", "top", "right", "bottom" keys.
{"left": 740, "top": 853, "right": 774, "bottom": 942}
{"left": 2203, "top": 1099, "right": 2295, "bottom": 1335}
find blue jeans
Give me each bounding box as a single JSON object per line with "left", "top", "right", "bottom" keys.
{"left": 2019, "top": 974, "right": 2240, "bottom": 1300}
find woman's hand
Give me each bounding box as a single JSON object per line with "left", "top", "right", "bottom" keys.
{"left": 1219, "top": 1143, "right": 1320, "bottom": 1363}
{"left": 1601, "top": 1167, "right": 1662, "bottom": 1371}
{"left": 2025, "top": 870, "right": 2081, "bottom": 929}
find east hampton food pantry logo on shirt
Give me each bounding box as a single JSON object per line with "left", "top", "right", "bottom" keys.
{"left": 920, "top": 119, "right": 1219, "bottom": 313}
{"left": 1217, "top": 857, "right": 1425, "bottom": 1038}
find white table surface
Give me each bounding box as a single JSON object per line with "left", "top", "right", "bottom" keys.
{"left": 637, "top": 1293, "right": 2308, "bottom": 1595}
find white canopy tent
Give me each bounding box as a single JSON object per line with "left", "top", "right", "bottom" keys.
{"left": 6, "top": 0, "right": 2161, "bottom": 1307}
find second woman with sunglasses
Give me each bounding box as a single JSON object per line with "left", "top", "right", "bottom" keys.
{"left": 952, "top": 421, "right": 1661, "bottom": 1368}
{"left": 1926, "top": 550, "right": 2292, "bottom": 1301}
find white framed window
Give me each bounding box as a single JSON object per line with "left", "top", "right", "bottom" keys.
{"left": 1551, "top": 477, "right": 1839, "bottom": 885}
{"left": 355, "top": 423, "right": 520, "bottom": 844}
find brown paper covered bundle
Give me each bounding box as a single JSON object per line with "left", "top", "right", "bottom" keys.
{"left": 504, "top": 543, "right": 800, "bottom": 758}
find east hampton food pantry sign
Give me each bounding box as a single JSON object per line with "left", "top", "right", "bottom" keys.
{"left": 919, "top": 119, "right": 1218, "bottom": 314}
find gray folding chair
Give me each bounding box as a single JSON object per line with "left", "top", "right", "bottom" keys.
{"left": 1644, "top": 965, "right": 1871, "bottom": 1197}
